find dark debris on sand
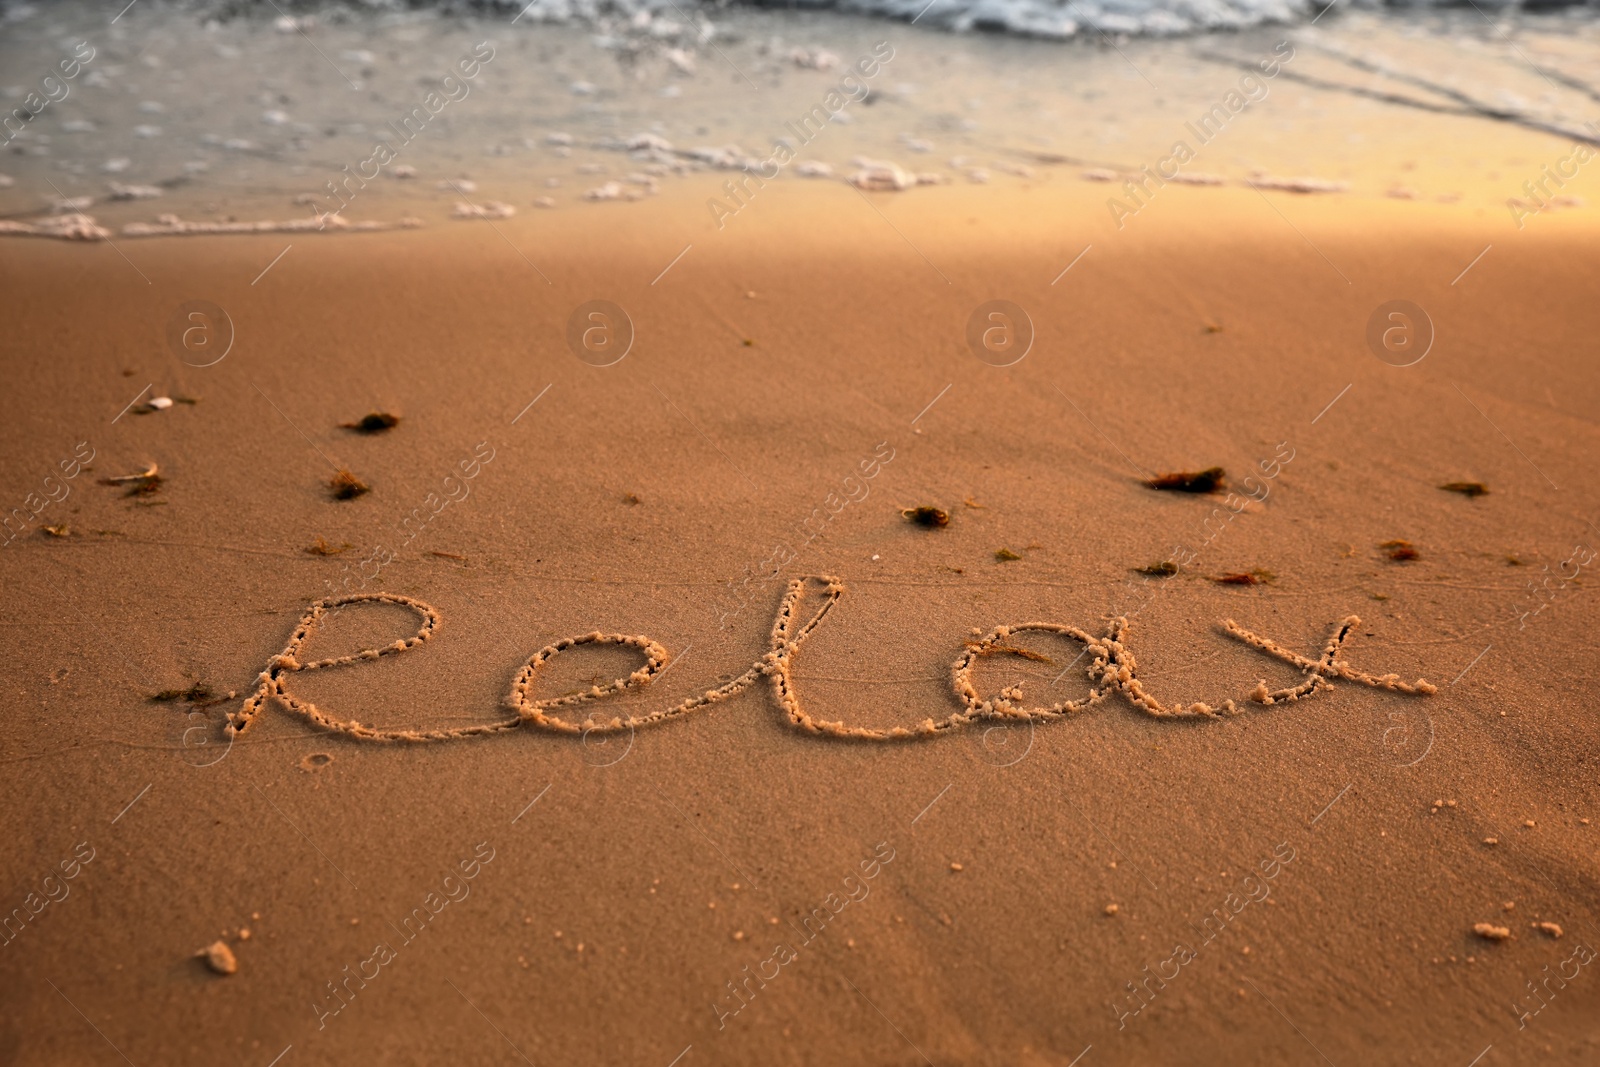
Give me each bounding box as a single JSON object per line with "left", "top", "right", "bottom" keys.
{"left": 150, "top": 683, "right": 214, "bottom": 704}
{"left": 1382, "top": 539, "right": 1419, "bottom": 562}
{"left": 341, "top": 412, "right": 400, "bottom": 433}
{"left": 330, "top": 469, "right": 370, "bottom": 500}
{"left": 305, "top": 537, "right": 352, "bottom": 556}
{"left": 903, "top": 506, "right": 949, "bottom": 528}
{"left": 1213, "top": 569, "right": 1275, "bottom": 586}
{"left": 1144, "top": 467, "right": 1226, "bottom": 493}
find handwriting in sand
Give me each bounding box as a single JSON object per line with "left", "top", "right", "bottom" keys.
{"left": 224, "top": 577, "right": 1435, "bottom": 745}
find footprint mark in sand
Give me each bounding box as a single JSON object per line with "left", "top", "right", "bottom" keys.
{"left": 225, "top": 578, "right": 1435, "bottom": 745}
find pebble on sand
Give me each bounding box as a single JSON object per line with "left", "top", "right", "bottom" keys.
{"left": 849, "top": 160, "right": 914, "bottom": 192}
{"left": 451, "top": 201, "right": 515, "bottom": 219}
{"left": 199, "top": 940, "right": 238, "bottom": 975}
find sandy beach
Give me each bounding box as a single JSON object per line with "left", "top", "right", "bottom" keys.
{"left": 2, "top": 1, "right": 1598, "bottom": 1064}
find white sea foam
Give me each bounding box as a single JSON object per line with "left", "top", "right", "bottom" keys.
{"left": 478, "top": 0, "right": 1315, "bottom": 37}
{"left": 149, "top": 0, "right": 1581, "bottom": 42}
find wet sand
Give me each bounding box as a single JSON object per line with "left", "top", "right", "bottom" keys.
{"left": 3, "top": 1, "right": 1600, "bottom": 1062}
{"left": 2, "top": 172, "right": 1598, "bottom": 1064}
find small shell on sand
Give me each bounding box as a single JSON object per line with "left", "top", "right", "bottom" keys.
{"left": 451, "top": 201, "right": 515, "bottom": 219}
{"left": 108, "top": 182, "right": 163, "bottom": 200}
{"left": 1248, "top": 173, "right": 1349, "bottom": 194}
{"left": 147, "top": 396, "right": 174, "bottom": 410}
{"left": 625, "top": 132, "right": 673, "bottom": 152}
{"left": 1472, "top": 923, "right": 1511, "bottom": 941}
{"left": 199, "top": 940, "right": 238, "bottom": 974}
{"left": 104, "top": 463, "right": 159, "bottom": 484}
{"left": 849, "top": 160, "right": 914, "bottom": 192}
{"left": 791, "top": 48, "right": 841, "bottom": 70}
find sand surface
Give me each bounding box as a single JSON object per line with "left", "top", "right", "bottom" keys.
{"left": 3, "top": 4, "right": 1600, "bottom": 1065}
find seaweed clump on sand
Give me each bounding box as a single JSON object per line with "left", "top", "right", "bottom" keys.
{"left": 1382, "top": 540, "right": 1419, "bottom": 562}
{"left": 902, "top": 506, "right": 949, "bottom": 528}
{"left": 341, "top": 412, "right": 400, "bottom": 433}
{"left": 1440, "top": 481, "right": 1489, "bottom": 498}
{"left": 305, "top": 537, "right": 352, "bottom": 556}
{"left": 329, "top": 469, "right": 370, "bottom": 500}
{"left": 150, "top": 683, "right": 214, "bottom": 704}
{"left": 1144, "top": 467, "right": 1225, "bottom": 493}
{"left": 1213, "top": 569, "right": 1275, "bottom": 586}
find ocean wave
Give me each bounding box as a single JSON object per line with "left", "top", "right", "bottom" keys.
{"left": 768, "top": 0, "right": 1318, "bottom": 38}
{"left": 171, "top": 0, "right": 1598, "bottom": 41}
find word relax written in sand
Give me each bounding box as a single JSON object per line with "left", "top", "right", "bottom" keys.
{"left": 225, "top": 578, "right": 1436, "bottom": 745}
